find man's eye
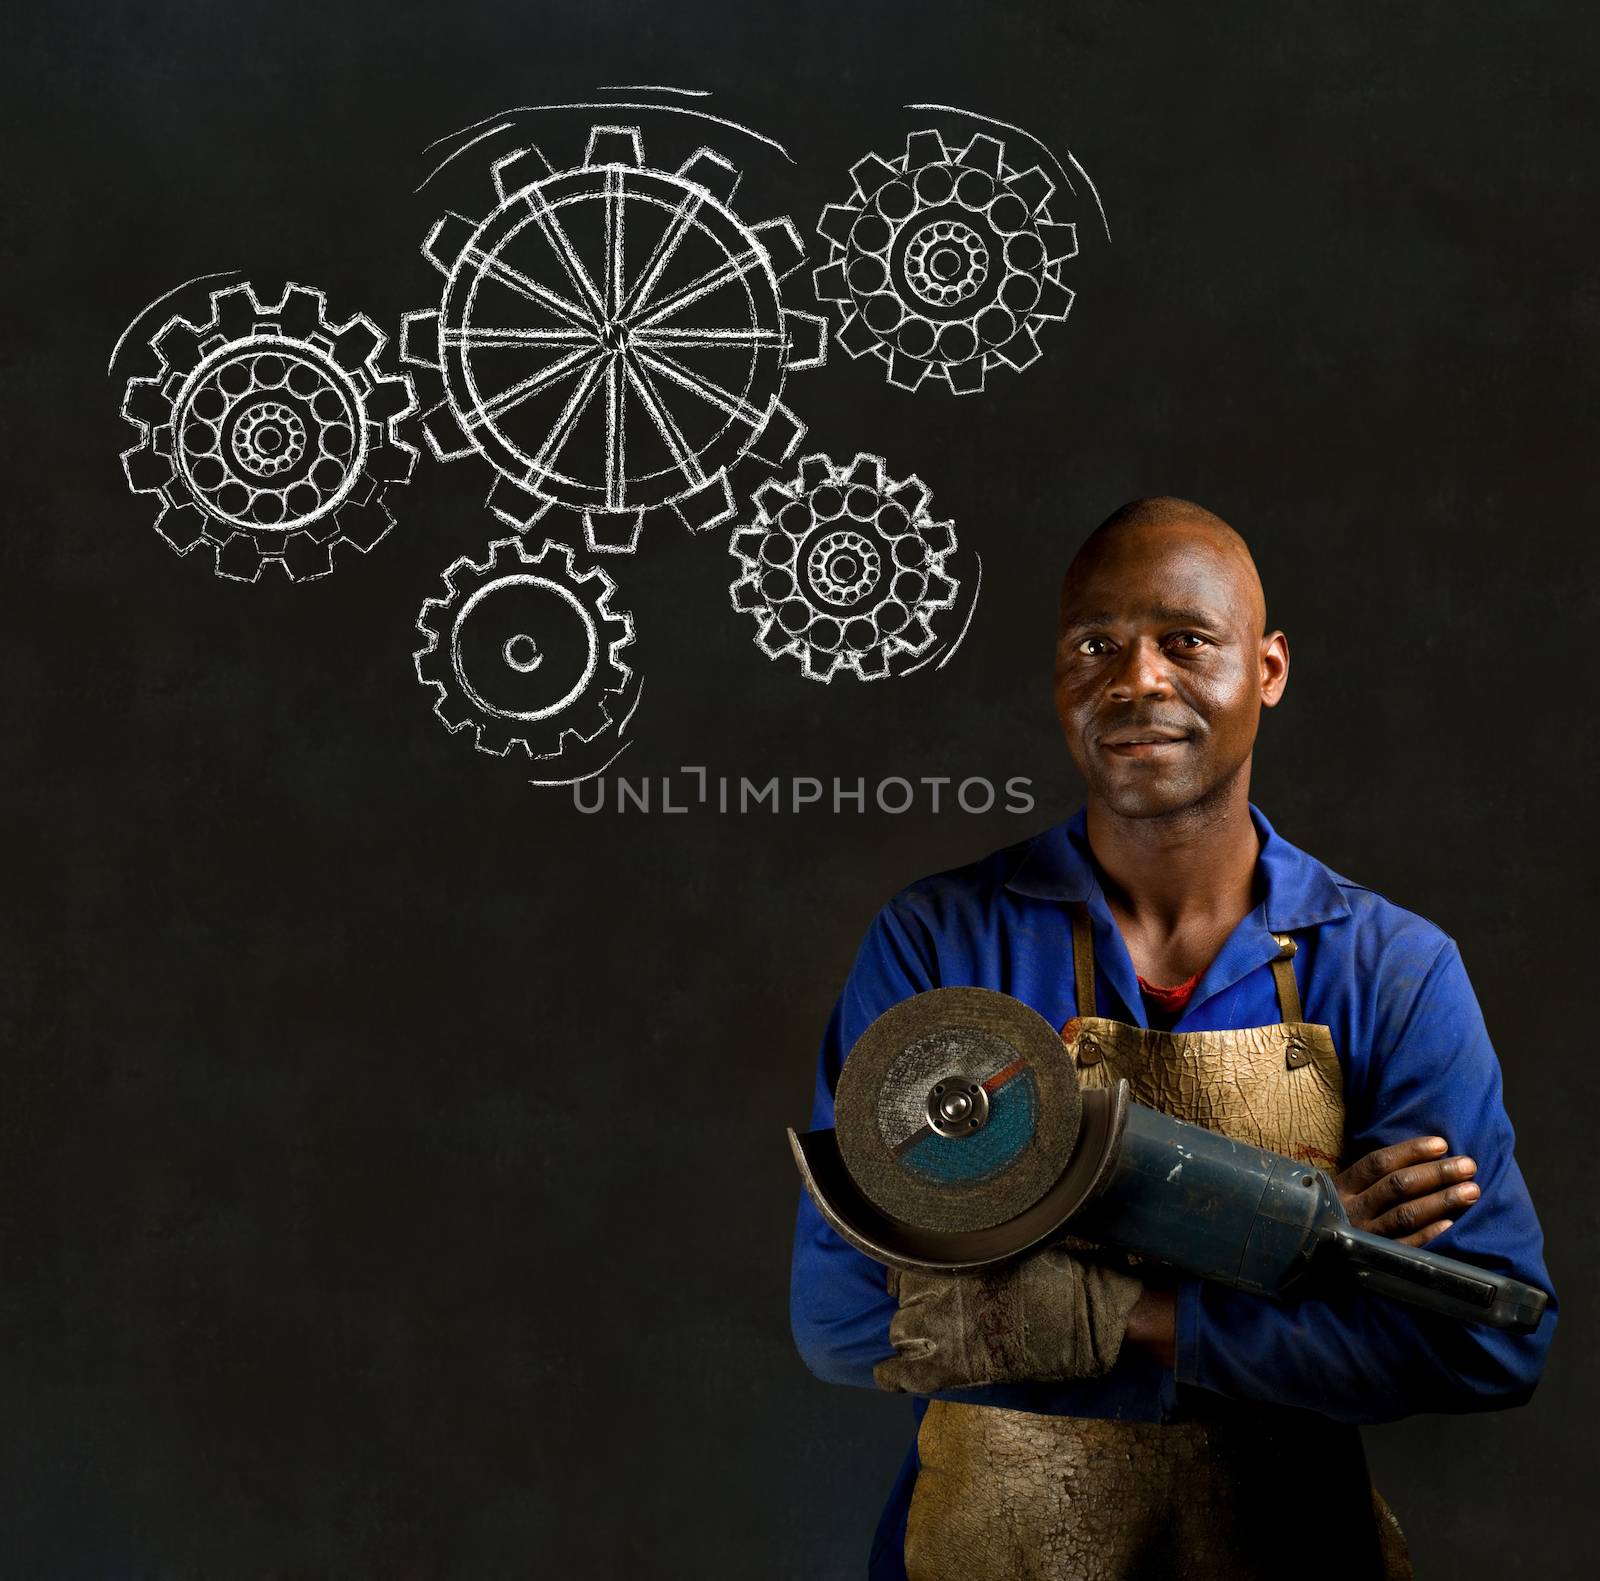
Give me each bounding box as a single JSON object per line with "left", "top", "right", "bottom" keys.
{"left": 1076, "top": 636, "right": 1112, "bottom": 656}
{"left": 1165, "top": 632, "right": 1208, "bottom": 652}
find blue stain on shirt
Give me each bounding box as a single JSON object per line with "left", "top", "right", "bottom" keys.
{"left": 789, "top": 805, "right": 1557, "bottom": 1576}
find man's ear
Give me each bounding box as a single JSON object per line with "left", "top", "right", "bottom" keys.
{"left": 1260, "top": 630, "right": 1290, "bottom": 708}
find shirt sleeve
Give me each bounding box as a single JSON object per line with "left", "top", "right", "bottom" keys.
{"left": 789, "top": 902, "right": 935, "bottom": 1388}
{"left": 1174, "top": 938, "right": 1558, "bottom": 1425}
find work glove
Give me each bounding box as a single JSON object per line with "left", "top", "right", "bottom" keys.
{"left": 873, "top": 1247, "right": 1143, "bottom": 1394}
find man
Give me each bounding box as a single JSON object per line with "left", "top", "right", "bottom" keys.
{"left": 789, "top": 498, "right": 1555, "bottom": 1580}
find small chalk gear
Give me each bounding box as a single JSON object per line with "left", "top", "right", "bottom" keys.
{"left": 728, "top": 451, "right": 959, "bottom": 682}
{"left": 120, "top": 282, "right": 417, "bottom": 582}
{"left": 414, "top": 535, "right": 635, "bottom": 759}
{"left": 813, "top": 128, "right": 1078, "bottom": 394}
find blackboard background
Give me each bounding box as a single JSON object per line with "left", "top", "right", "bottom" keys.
{"left": 6, "top": 1, "right": 1597, "bottom": 1575}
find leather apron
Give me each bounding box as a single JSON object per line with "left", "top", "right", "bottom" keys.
{"left": 902, "top": 907, "right": 1412, "bottom": 1581}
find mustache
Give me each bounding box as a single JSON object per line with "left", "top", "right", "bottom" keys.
{"left": 1095, "top": 709, "right": 1199, "bottom": 738}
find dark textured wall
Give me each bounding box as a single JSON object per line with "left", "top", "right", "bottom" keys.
{"left": 7, "top": 2, "right": 1595, "bottom": 1574}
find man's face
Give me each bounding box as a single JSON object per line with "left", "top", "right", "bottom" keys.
{"left": 1053, "top": 526, "right": 1286, "bottom": 819}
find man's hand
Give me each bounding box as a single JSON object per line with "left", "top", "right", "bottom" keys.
{"left": 1333, "top": 1135, "right": 1479, "bottom": 1247}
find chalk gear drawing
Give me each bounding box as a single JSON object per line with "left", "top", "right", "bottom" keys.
{"left": 403, "top": 125, "right": 828, "bottom": 556}
{"left": 414, "top": 535, "right": 635, "bottom": 759}
{"left": 814, "top": 129, "right": 1077, "bottom": 394}
{"left": 120, "top": 283, "right": 417, "bottom": 582}
{"left": 729, "top": 453, "right": 958, "bottom": 682}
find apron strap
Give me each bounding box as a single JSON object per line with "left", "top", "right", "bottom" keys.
{"left": 1269, "top": 934, "right": 1304, "bottom": 1023}
{"left": 1069, "top": 902, "right": 1096, "bottom": 1016}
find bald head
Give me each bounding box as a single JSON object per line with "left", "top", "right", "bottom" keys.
{"left": 1053, "top": 496, "right": 1288, "bottom": 822}
{"left": 1063, "top": 497, "right": 1266, "bottom": 639}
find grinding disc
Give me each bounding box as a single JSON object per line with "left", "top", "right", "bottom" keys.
{"left": 834, "top": 987, "right": 1083, "bottom": 1235}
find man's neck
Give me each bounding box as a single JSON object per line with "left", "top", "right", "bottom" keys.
{"left": 1084, "top": 772, "right": 1261, "bottom": 976}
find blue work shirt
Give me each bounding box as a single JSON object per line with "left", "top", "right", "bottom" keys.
{"left": 789, "top": 806, "right": 1556, "bottom": 1573}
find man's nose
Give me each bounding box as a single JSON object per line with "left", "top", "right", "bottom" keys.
{"left": 1106, "top": 638, "right": 1174, "bottom": 701}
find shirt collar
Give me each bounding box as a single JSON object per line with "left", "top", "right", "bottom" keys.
{"left": 1005, "top": 804, "right": 1351, "bottom": 934}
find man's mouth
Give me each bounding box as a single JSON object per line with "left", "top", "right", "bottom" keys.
{"left": 1099, "top": 727, "right": 1192, "bottom": 758}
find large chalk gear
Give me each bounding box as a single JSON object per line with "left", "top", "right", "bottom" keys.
{"left": 791, "top": 987, "right": 1548, "bottom": 1331}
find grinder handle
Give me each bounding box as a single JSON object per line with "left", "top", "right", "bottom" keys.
{"left": 1320, "top": 1225, "right": 1548, "bottom": 1331}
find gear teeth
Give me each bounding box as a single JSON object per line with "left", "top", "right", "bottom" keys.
{"left": 729, "top": 524, "right": 767, "bottom": 562}
{"left": 837, "top": 312, "right": 878, "bottom": 359}
{"left": 730, "top": 573, "right": 764, "bottom": 612}
{"left": 414, "top": 623, "right": 449, "bottom": 685}
{"left": 1034, "top": 278, "right": 1076, "bottom": 321}
{"left": 212, "top": 284, "right": 263, "bottom": 341}
{"left": 332, "top": 497, "right": 393, "bottom": 554}
{"left": 886, "top": 476, "right": 931, "bottom": 517}
{"left": 584, "top": 507, "right": 645, "bottom": 553}
{"left": 557, "top": 695, "right": 613, "bottom": 752}
{"left": 994, "top": 324, "right": 1042, "bottom": 371}
{"left": 801, "top": 646, "right": 844, "bottom": 683}
{"left": 419, "top": 397, "right": 478, "bottom": 462}
{"left": 843, "top": 454, "right": 884, "bottom": 490}
{"left": 677, "top": 147, "right": 741, "bottom": 204}
{"left": 330, "top": 316, "right": 383, "bottom": 373}
{"left": 672, "top": 473, "right": 736, "bottom": 534}
{"left": 439, "top": 553, "right": 480, "bottom": 600}
{"left": 525, "top": 536, "right": 577, "bottom": 578}
{"left": 281, "top": 534, "right": 334, "bottom": 582}
{"left": 782, "top": 310, "right": 828, "bottom": 370}
{"left": 757, "top": 619, "right": 797, "bottom": 660}
{"left": 1005, "top": 164, "right": 1056, "bottom": 213}
{"left": 400, "top": 310, "right": 442, "bottom": 371}
{"left": 122, "top": 376, "right": 170, "bottom": 426}
{"left": 486, "top": 472, "right": 550, "bottom": 527}
{"left": 753, "top": 217, "right": 805, "bottom": 279}
{"left": 923, "top": 570, "right": 958, "bottom": 609}
{"left": 897, "top": 613, "right": 937, "bottom": 656}
{"left": 904, "top": 130, "right": 949, "bottom": 169}
{"left": 423, "top": 213, "right": 476, "bottom": 276}
{"left": 745, "top": 399, "right": 804, "bottom": 467}
{"left": 946, "top": 358, "right": 986, "bottom": 395}
{"left": 153, "top": 501, "right": 209, "bottom": 554}
{"left": 585, "top": 125, "right": 645, "bottom": 168}
{"left": 367, "top": 373, "right": 416, "bottom": 424}
{"left": 811, "top": 261, "right": 849, "bottom": 303}
{"left": 919, "top": 518, "right": 957, "bottom": 556}
{"left": 491, "top": 145, "right": 553, "bottom": 201}
{"left": 276, "top": 285, "right": 326, "bottom": 340}
{"left": 434, "top": 690, "right": 476, "bottom": 733}
{"left": 122, "top": 443, "right": 174, "bottom": 494}
{"left": 796, "top": 454, "right": 833, "bottom": 493}
{"left": 473, "top": 720, "right": 520, "bottom": 758}
{"left": 752, "top": 479, "right": 792, "bottom": 518}
{"left": 887, "top": 350, "right": 930, "bottom": 391}
{"left": 850, "top": 152, "right": 898, "bottom": 200}
{"left": 853, "top": 644, "right": 891, "bottom": 681}
{"left": 956, "top": 134, "right": 1006, "bottom": 178}
{"left": 151, "top": 317, "right": 206, "bottom": 376}
{"left": 214, "top": 534, "right": 265, "bottom": 583}
{"left": 817, "top": 203, "right": 859, "bottom": 248}
{"left": 1040, "top": 221, "right": 1079, "bottom": 264}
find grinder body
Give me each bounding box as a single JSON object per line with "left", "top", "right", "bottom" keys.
{"left": 1071, "top": 1101, "right": 1545, "bottom": 1329}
